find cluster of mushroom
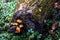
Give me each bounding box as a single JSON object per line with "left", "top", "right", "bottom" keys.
{"left": 11, "top": 19, "right": 23, "bottom": 33}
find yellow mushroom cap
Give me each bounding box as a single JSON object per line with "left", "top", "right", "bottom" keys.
{"left": 17, "top": 19, "right": 22, "bottom": 23}
{"left": 11, "top": 22, "right": 18, "bottom": 26}
{"left": 16, "top": 27, "right": 20, "bottom": 33}
{"left": 14, "top": 23, "right": 18, "bottom": 25}
{"left": 19, "top": 24, "right": 24, "bottom": 28}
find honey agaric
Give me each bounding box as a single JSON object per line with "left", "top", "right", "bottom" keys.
{"left": 16, "top": 27, "right": 20, "bottom": 33}
{"left": 11, "top": 23, "right": 15, "bottom": 25}
{"left": 17, "top": 19, "right": 22, "bottom": 23}
{"left": 19, "top": 24, "right": 24, "bottom": 28}
{"left": 11, "top": 22, "right": 18, "bottom": 26}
